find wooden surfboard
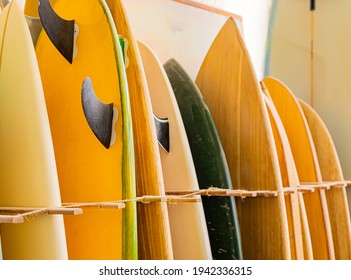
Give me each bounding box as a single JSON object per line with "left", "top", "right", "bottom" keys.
{"left": 164, "top": 58, "right": 243, "bottom": 260}
{"left": 195, "top": 17, "right": 290, "bottom": 260}
{"left": 138, "top": 41, "right": 212, "bottom": 260}
{"left": 299, "top": 99, "right": 351, "bottom": 259}
{"left": 262, "top": 91, "right": 310, "bottom": 260}
{"left": 0, "top": 0, "right": 67, "bottom": 259}
{"left": 263, "top": 76, "right": 335, "bottom": 260}
{"left": 34, "top": 0, "right": 136, "bottom": 259}
{"left": 266, "top": 0, "right": 351, "bottom": 213}
{"left": 105, "top": 0, "right": 173, "bottom": 260}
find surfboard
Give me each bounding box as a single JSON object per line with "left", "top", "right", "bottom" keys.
{"left": 266, "top": 0, "right": 351, "bottom": 213}
{"left": 0, "top": 0, "right": 67, "bottom": 259}
{"left": 195, "top": 17, "right": 290, "bottom": 260}
{"left": 105, "top": 0, "right": 173, "bottom": 260}
{"left": 138, "top": 41, "right": 212, "bottom": 260}
{"left": 299, "top": 99, "right": 351, "bottom": 259}
{"left": 34, "top": 0, "right": 136, "bottom": 260}
{"left": 164, "top": 58, "right": 243, "bottom": 260}
{"left": 262, "top": 91, "right": 310, "bottom": 260}
{"left": 263, "top": 76, "right": 335, "bottom": 260}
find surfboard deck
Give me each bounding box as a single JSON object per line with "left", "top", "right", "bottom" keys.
{"left": 262, "top": 93, "right": 309, "bottom": 260}
{"left": 34, "top": 0, "right": 136, "bottom": 260}
{"left": 105, "top": 0, "right": 173, "bottom": 260}
{"left": 164, "top": 58, "right": 243, "bottom": 260}
{"left": 299, "top": 99, "right": 351, "bottom": 259}
{"left": 138, "top": 41, "right": 212, "bottom": 260}
{"left": 263, "top": 76, "right": 335, "bottom": 260}
{"left": 195, "top": 17, "right": 290, "bottom": 260}
{"left": 0, "top": 0, "right": 67, "bottom": 259}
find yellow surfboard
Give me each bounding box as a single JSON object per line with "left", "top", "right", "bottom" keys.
{"left": 35, "top": 0, "right": 136, "bottom": 259}
{"left": 0, "top": 0, "right": 67, "bottom": 259}
{"left": 196, "top": 18, "right": 290, "bottom": 259}
{"left": 299, "top": 99, "right": 351, "bottom": 259}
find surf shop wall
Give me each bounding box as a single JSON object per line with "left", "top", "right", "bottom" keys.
{"left": 1, "top": 0, "right": 351, "bottom": 261}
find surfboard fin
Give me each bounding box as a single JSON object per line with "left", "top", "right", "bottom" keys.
{"left": 154, "top": 114, "right": 170, "bottom": 153}
{"left": 38, "top": 0, "right": 75, "bottom": 63}
{"left": 25, "top": 16, "right": 42, "bottom": 46}
{"left": 82, "top": 77, "right": 114, "bottom": 149}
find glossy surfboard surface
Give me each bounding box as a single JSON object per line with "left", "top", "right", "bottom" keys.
{"left": 0, "top": 0, "right": 67, "bottom": 259}
{"left": 139, "top": 42, "right": 212, "bottom": 260}
{"left": 196, "top": 18, "right": 290, "bottom": 259}
{"left": 35, "top": 0, "right": 136, "bottom": 259}
{"left": 164, "top": 58, "right": 243, "bottom": 260}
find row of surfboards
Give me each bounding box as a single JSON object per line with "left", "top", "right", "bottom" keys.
{"left": 1, "top": 0, "right": 350, "bottom": 260}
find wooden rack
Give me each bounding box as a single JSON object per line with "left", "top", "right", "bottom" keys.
{"left": 1, "top": 180, "right": 349, "bottom": 224}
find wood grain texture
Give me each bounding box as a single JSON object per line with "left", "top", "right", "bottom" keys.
{"left": 299, "top": 99, "right": 351, "bottom": 259}
{"left": 106, "top": 0, "right": 173, "bottom": 260}
{"left": 196, "top": 18, "right": 290, "bottom": 260}
{"left": 263, "top": 94, "right": 307, "bottom": 260}
{"left": 263, "top": 77, "right": 335, "bottom": 260}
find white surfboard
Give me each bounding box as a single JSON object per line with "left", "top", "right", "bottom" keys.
{"left": 138, "top": 40, "right": 212, "bottom": 259}
{"left": 0, "top": 0, "right": 67, "bottom": 260}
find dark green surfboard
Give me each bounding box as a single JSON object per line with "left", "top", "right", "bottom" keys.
{"left": 164, "top": 58, "right": 243, "bottom": 260}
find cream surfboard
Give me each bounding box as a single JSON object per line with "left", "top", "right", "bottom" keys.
{"left": 299, "top": 99, "right": 351, "bottom": 259}
{"left": 34, "top": 0, "right": 136, "bottom": 259}
{"left": 266, "top": 0, "right": 351, "bottom": 215}
{"left": 0, "top": 0, "right": 67, "bottom": 259}
{"left": 263, "top": 77, "right": 335, "bottom": 259}
{"left": 105, "top": 0, "right": 173, "bottom": 260}
{"left": 196, "top": 18, "right": 290, "bottom": 259}
{"left": 262, "top": 91, "right": 311, "bottom": 260}
{"left": 138, "top": 41, "right": 212, "bottom": 260}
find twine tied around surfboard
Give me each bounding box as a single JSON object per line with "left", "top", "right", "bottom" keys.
{"left": 1, "top": 180, "right": 350, "bottom": 224}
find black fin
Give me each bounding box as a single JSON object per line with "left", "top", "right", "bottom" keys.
{"left": 154, "top": 114, "right": 170, "bottom": 153}
{"left": 39, "top": 0, "right": 75, "bottom": 63}
{"left": 82, "top": 77, "right": 114, "bottom": 149}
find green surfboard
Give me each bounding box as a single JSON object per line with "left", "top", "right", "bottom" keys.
{"left": 164, "top": 58, "right": 243, "bottom": 260}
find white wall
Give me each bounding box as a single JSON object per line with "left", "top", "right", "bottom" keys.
{"left": 124, "top": 0, "right": 273, "bottom": 80}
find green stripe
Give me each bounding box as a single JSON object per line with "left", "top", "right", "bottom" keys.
{"left": 100, "top": 0, "right": 137, "bottom": 260}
